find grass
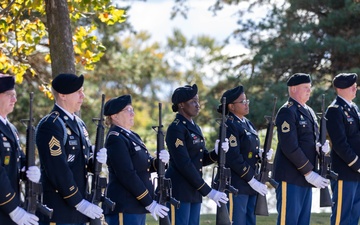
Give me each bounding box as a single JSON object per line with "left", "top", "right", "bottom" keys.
{"left": 146, "top": 213, "right": 331, "bottom": 225}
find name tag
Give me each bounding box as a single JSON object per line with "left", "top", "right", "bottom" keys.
{"left": 299, "top": 121, "right": 307, "bottom": 126}
{"left": 135, "top": 146, "right": 141, "bottom": 151}
{"left": 69, "top": 140, "right": 78, "bottom": 146}
{"left": 3, "top": 142, "right": 10, "bottom": 148}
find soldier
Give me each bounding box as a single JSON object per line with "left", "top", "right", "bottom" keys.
{"left": 273, "top": 73, "right": 330, "bottom": 225}
{"left": 35, "top": 73, "right": 107, "bottom": 225}
{"left": 216, "top": 85, "right": 271, "bottom": 225}
{"left": 165, "top": 84, "right": 229, "bottom": 225}
{"left": 325, "top": 73, "right": 360, "bottom": 225}
{"left": 103, "top": 94, "right": 169, "bottom": 225}
{"left": 0, "top": 74, "right": 40, "bottom": 225}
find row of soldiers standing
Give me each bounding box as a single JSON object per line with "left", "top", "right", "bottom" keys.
{"left": 0, "top": 72, "right": 359, "bottom": 225}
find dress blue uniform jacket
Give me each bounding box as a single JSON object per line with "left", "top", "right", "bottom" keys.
{"left": 36, "top": 105, "right": 93, "bottom": 223}
{"left": 225, "top": 113, "right": 260, "bottom": 195}
{"left": 273, "top": 98, "right": 318, "bottom": 187}
{"left": 105, "top": 125, "right": 157, "bottom": 214}
{"left": 0, "top": 121, "right": 25, "bottom": 225}
{"left": 165, "top": 113, "right": 218, "bottom": 203}
{"left": 325, "top": 96, "right": 360, "bottom": 181}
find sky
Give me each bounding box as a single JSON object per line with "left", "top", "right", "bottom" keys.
{"left": 118, "top": 0, "right": 248, "bottom": 56}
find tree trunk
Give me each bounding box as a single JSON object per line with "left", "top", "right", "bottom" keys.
{"left": 45, "top": 0, "right": 75, "bottom": 78}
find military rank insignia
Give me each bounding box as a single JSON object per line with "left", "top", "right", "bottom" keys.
{"left": 49, "top": 136, "right": 62, "bottom": 156}
{"left": 281, "top": 121, "right": 290, "bottom": 133}
{"left": 175, "top": 138, "right": 183, "bottom": 148}
{"left": 229, "top": 134, "right": 237, "bottom": 147}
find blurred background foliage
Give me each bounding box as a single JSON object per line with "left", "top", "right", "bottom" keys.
{"left": 1, "top": 0, "right": 360, "bottom": 154}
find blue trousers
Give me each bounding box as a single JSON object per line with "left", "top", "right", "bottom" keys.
{"left": 331, "top": 180, "right": 360, "bottom": 225}
{"left": 276, "top": 181, "right": 312, "bottom": 225}
{"left": 229, "top": 194, "right": 256, "bottom": 225}
{"left": 171, "top": 202, "right": 201, "bottom": 225}
{"left": 105, "top": 213, "right": 146, "bottom": 225}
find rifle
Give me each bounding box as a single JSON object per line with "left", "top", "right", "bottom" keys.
{"left": 211, "top": 97, "right": 238, "bottom": 225}
{"left": 317, "top": 94, "right": 338, "bottom": 207}
{"left": 89, "top": 94, "right": 115, "bottom": 225}
{"left": 255, "top": 97, "right": 279, "bottom": 216}
{"left": 21, "top": 92, "right": 53, "bottom": 218}
{"left": 152, "top": 102, "right": 180, "bottom": 225}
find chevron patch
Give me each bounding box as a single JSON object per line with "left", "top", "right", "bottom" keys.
{"left": 49, "top": 136, "right": 62, "bottom": 156}
{"left": 175, "top": 138, "right": 184, "bottom": 148}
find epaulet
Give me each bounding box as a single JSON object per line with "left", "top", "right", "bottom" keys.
{"left": 36, "top": 111, "right": 67, "bottom": 146}
{"left": 228, "top": 116, "right": 235, "bottom": 123}
{"left": 46, "top": 111, "right": 61, "bottom": 123}
{"left": 329, "top": 104, "right": 339, "bottom": 108}
{"left": 173, "top": 119, "right": 180, "bottom": 125}
{"left": 108, "top": 131, "right": 120, "bottom": 136}
{"left": 286, "top": 101, "right": 294, "bottom": 108}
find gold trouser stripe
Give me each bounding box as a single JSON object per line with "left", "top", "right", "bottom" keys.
{"left": 119, "top": 212, "right": 123, "bottom": 225}
{"left": 280, "top": 181, "right": 287, "bottom": 225}
{"left": 335, "top": 180, "right": 343, "bottom": 225}
{"left": 171, "top": 204, "right": 175, "bottom": 225}
{"left": 229, "top": 193, "right": 234, "bottom": 222}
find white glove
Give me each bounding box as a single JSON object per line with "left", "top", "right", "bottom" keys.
{"left": 9, "top": 206, "right": 39, "bottom": 225}
{"left": 305, "top": 171, "right": 330, "bottom": 188}
{"left": 76, "top": 199, "right": 103, "bottom": 219}
{"left": 96, "top": 148, "right": 107, "bottom": 164}
{"left": 259, "top": 148, "right": 273, "bottom": 161}
{"left": 214, "top": 138, "right": 229, "bottom": 154}
{"left": 248, "top": 177, "right": 268, "bottom": 196}
{"left": 26, "top": 166, "right": 41, "bottom": 183}
{"left": 207, "top": 189, "right": 229, "bottom": 207}
{"left": 145, "top": 200, "right": 169, "bottom": 221}
{"left": 316, "top": 140, "right": 330, "bottom": 154}
{"left": 159, "top": 149, "right": 170, "bottom": 164}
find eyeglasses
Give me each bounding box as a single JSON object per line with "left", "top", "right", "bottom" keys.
{"left": 232, "top": 99, "right": 250, "bottom": 105}
{"left": 122, "top": 108, "right": 135, "bottom": 114}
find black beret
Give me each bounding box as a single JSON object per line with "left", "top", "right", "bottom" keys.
{"left": 104, "top": 95, "right": 132, "bottom": 116}
{"left": 0, "top": 75, "right": 15, "bottom": 93}
{"left": 287, "top": 73, "right": 311, "bottom": 86}
{"left": 217, "top": 86, "right": 244, "bottom": 113}
{"left": 333, "top": 73, "right": 358, "bottom": 89}
{"left": 52, "top": 73, "right": 84, "bottom": 94}
{"left": 171, "top": 84, "right": 198, "bottom": 105}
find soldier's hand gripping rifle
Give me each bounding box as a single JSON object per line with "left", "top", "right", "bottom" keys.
{"left": 89, "top": 94, "right": 115, "bottom": 225}
{"left": 21, "top": 92, "right": 53, "bottom": 218}
{"left": 152, "top": 102, "right": 180, "bottom": 225}
{"left": 211, "top": 97, "right": 238, "bottom": 225}
{"left": 317, "top": 94, "right": 338, "bottom": 207}
{"left": 255, "top": 97, "right": 279, "bottom": 216}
